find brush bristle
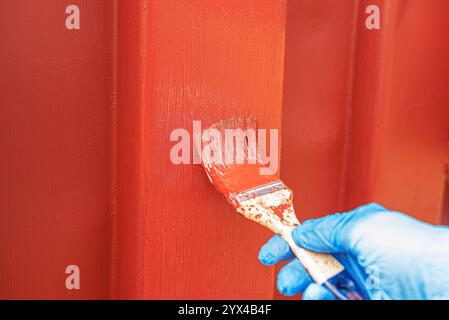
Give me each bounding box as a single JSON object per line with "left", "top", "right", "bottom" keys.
{"left": 196, "top": 116, "right": 279, "bottom": 206}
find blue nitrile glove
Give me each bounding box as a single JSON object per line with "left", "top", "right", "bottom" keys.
{"left": 258, "top": 203, "right": 449, "bottom": 300}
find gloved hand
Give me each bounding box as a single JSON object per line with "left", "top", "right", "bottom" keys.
{"left": 258, "top": 203, "right": 449, "bottom": 300}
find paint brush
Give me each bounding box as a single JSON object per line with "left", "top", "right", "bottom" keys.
{"left": 196, "top": 116, "right": 367, "bottom": 300}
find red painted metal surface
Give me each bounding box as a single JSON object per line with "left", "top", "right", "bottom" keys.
{"left": 282, "top": 0, "right": 449, "bottom": 225}
{"left": 1, "top": 0, "right": 449, "bottom": 299}
{"left": 112, "top": 0, "right": 284, "bottom": 299}
{"left": 343, "top": 0, "right": 449, "bottom": 223}
{"left": 281, "top": 0, "right": 449, "bottom": 297}
{"left": 0, "top": 0, "right": 115, "bottom": 298}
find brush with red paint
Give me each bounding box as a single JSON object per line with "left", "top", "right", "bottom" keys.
{"left": 197, "top": 116, "right": 367, "bottom": 300}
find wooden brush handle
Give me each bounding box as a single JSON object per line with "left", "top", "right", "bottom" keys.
{"left": 281, "top": 231, "right": 343, "bottom": 285}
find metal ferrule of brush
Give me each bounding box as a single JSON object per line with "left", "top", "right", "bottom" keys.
{"left": 234, "top": 181, "right": 286, "bottom": 204}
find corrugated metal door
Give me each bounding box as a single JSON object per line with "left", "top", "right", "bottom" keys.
{"left": 1, "top": 0, "right": 448, "bottom": 299}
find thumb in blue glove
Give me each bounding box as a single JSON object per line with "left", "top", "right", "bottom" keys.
{"left": 258, "top": 203, "right": 449, "bottom": 300}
